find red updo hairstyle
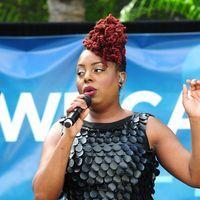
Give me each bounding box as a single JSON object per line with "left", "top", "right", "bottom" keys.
{"left": 83, "top": 14, "right": 127, "bottom": 72}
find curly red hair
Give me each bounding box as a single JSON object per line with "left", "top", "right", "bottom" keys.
{"left": 83, "top": 14, "right": 127, "bottom": 71}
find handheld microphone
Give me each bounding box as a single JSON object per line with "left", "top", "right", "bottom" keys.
{"left": 64, "top": 94, "right": 92, "bottom": 128}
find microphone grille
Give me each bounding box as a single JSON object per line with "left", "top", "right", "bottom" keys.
{"left": 83, "top": 94, "right": 92, "bottom": 107}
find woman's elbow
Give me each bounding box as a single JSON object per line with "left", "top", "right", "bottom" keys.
{"left": 33, "top": 189, "right": 58, "bottom": 200}
{"left": 32, "top": 176, "right": 47, "bottom": 200}
{"left": 34, "top": 192, "right": 49, "bottom": 200}
{"left": 32, "top": 178, "right": 60, "bottom": 200}
{"left": 191, "top": 179, "right": 200, "bottom": 188}
{"left": 186, "top": 176, "right": 200, "bottom": 188}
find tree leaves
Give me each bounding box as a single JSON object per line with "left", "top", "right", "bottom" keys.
{"left": 120, "top": 0, "right": 200, "bottom": 21}
{"left": 0, "top": 0, "right": 48, "bottom": 22}
{"left": 0, "top": 0, "right": 200, "bottom": 22}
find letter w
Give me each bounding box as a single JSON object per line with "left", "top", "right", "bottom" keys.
{"left": 0, "top": 93, "right": 61, "bottom": 142}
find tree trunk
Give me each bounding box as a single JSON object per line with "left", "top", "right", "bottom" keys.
{"left": 47, "top": 0, "right": 85, "bottom": 22}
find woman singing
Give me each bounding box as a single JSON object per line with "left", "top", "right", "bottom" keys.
{"left": 32, "top": 14, "right": 200, "bottom": 200}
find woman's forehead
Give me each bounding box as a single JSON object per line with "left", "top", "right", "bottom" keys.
{"left": 77, "top": 49, "right": 118, "bottom": 71}
{"left": 78, "top": 50, "right": 102, "bottom": 63}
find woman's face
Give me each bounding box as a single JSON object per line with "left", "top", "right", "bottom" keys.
{"left": 76, "top": 50, "right": 122, "bottom": 108}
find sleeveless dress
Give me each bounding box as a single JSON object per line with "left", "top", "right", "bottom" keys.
{"left": 59, "top": 112, "right": 160, "bottom": 200}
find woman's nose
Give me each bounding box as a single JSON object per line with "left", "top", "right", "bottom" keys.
{"left": 84, "top": 70, "right": 93, "bottom": 83}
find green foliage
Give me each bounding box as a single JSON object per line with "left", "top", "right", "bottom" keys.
{"left": 0, "top": 0, "right": 48, "bottom": 22}
{"left": 1, "top": 0, "right": 200, "bottom": 23}
{"left": 120, "top": 0, "right": 200, "bottom": 21}
{"left": 84, "top": 0, "right": 129, "bottom": 22}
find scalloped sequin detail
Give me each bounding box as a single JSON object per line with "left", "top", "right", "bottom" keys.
{"left": 59, "top": 113, "right": 160, "bottom": 200}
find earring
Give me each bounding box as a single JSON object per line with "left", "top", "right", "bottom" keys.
{"left": 119, "top": 76, "right": 123, "bottom": 86}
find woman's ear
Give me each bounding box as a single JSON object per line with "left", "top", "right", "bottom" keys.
{"left": 118, "top": 72, "right": 126, "bottom": 87}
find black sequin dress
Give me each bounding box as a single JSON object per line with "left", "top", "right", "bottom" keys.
{"left": 59, "top": 112, "right": 160, "bottom": 200}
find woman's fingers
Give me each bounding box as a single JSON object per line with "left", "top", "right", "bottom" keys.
{"left": 80, "top": 108, "right": 90, "bottom": 121}
{"left": 186, "top": 79, "right": 200, "bottom": 91}
{"left": 186, "top": 79, "right": 195, "bottom": 91}
{"left": 67, "top": 95, "right": 89, "bottom": 115}
{"left": 196, "top": 80, "right": 200, "bottom": 90}
{"left": 185, "top": 79, "right": 200, "bottom": 100}
{"left": 182, "top": 84, "right": 188, "bottom": 100}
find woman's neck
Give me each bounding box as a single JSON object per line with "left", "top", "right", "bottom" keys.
{"left": 85, "top": 102, "right": 132, "bottom": 123}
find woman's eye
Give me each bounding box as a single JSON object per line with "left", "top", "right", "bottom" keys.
{"left": 77, "top": 71, "right": 85, "bottom": 76}
{"left": 94, "top": 68, "right": 104, "bottom": 72}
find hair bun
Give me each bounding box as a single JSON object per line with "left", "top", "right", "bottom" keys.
{"left": 83, "top": 14, "right": 127, "bottom": 71}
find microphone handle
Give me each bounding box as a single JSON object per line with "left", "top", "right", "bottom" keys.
{"left": 64, "top": 107, "right": 83, "bottom": 128}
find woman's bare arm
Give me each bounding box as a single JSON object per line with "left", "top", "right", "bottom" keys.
{"left": 147, "top": 116, "right": 200, "bottom": 187}
{"left": 32, "top": 95, "right": 89, "bottom": 200}
{"left": 146, "top": 80, "right": 200, "bottom": 188}
{"left": 32, "top": 122, "right": 75, "bottom": 200}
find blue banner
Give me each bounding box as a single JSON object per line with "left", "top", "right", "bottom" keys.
{"left": 0, "top": 33, "right": 200, "bottom": 199}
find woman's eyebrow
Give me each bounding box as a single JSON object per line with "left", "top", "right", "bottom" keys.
{"left": 77, "top": 61, "right": 103, "bottom": 67}
{"left": 77, "top": 64, "right": 85, "bottom": 67}
{"left": 91, "top": 62, "right": 103, "bottom": 66}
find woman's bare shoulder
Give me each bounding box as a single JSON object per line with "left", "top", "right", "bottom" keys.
{"left": 45, "top": 120, "right": 63, "bottom": 142}
{"left": 145, "top": 115, "right": 169, "bottom": 149}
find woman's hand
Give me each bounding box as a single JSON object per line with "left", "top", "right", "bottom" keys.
{"left": 64, "top": 94, "right": 90, "bottom": 138}
{"left": 182, "top": 79, "right": 200, "bottom": 119}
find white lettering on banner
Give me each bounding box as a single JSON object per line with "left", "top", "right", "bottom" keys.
{"left": 168, "top": 92, "right": 190, "bottom": 135}
{"left": 64, "top": 92, "right": 79, "bottom": 115}
{"left": 0, "top": 91, "right": 190, "bottom": 142}
{"left": 0, "top": 93, "right": 61, "bottom": 142}
{"left": 121, "top": 91, "right": 162, "bottom": 109}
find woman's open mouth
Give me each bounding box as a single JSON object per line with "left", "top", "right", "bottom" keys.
{"left": 83, "top": 86, "right": 97, "bottom": 97}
